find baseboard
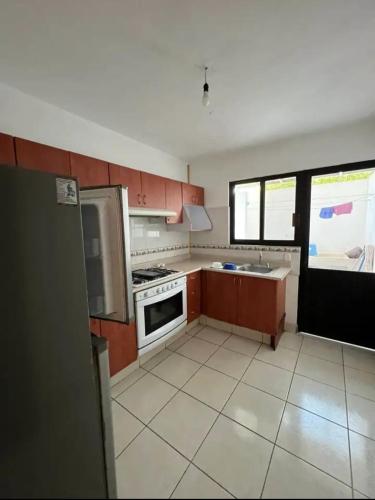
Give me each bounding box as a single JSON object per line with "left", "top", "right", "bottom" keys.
{"left": 186, "top": 317, "right": 200, "bottom": 331}
{"left": 285, "top": 322, "right": 298, "bottom": 333}
{"left": 110, "top": 358, "right": 140, "bottom": 387}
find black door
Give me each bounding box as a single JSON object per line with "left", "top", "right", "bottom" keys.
{"left": 298, "top": 162, "right": 375, "bottom": 349}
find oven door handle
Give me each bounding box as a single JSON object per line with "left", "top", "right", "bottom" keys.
{"left": 135, "top": 283, "right": 186, "bottom": 306}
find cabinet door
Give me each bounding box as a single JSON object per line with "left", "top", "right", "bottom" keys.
{"left": 70, "top": 152, "right": 109, "bottom": 187}
{"left": 165, "top": 178, "right": 183, "bottom": 224}
{"left": 204, "top": 271, "right": 237, "bottom": 324}
{"left": 182, "top": 183, "right": 204, "bottom": 206}
{"left": 141, "top": 172, "right": 166, "bottom": 208}
{"left": 15, "top": 138, "right": 70, "bottom": 175}
{"left": 194, "top": 185, "right": 205, "bottom": 205}
{"left": 89, "top": 318, "right": 101, "bottom": 337}
{"left": 237, "top": 275, "right": 279, "bottom": 334}
{"left": 100, "top": 320, "right": 137, "bottom": 377}
{"left": 109, "top": 163, "right": 142, "bottom": 207}
{"left": 0, "top": 133, "right": 16, "bottom": 166}
{"left": 187, "top": 271, "right": 201, "bottom": 323}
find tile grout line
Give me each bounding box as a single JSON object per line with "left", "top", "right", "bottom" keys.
{"left": 115, "top": 336, "right": 374, "bottom": 430}
{"left": 115, "top": 336, "right": 357, "bottom": 496}
{"left": 259, "top": 333, "right": 303, "bottom": 498}
{"left": 114, "top": 332, "right": 373, "bottom": 496}
{"left": 111, "top": 369, "right": 149, "bottom": 399}
{"left": 342, "top": 348, "right": 355, "bottom": 498}
{"left": 167, "top": 334, "right": 251, "bottom": 499}
{"left": 114, "top": 366, "right": 361, "bottom": 493}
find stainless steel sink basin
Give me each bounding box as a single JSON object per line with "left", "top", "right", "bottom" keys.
{"left": 237, "top": 264, "right": 275, "bottom": 274}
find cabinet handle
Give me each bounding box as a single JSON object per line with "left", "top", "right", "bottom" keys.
{"left": 143, "top": 194, "right": 146, "bottom": 205}
{"left": 137, "top": 193, "right": 141, "bottom": 205}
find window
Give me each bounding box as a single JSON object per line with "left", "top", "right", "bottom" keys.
{"left": 233, "top": 181, "right": 261, "bottom": 240}
{"left": 230, "top": 174, "right": 298, "bottom": 245}
{"left": 308, "top": 167, "right": 375, "bottom": 272}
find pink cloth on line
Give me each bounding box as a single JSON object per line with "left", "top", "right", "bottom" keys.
{"left": 333, "top": 202, "right": 353, "bottom": 215}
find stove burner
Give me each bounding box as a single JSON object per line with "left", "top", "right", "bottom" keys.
{"left": 132, "top": 267, "right": 179, "bottom": 285}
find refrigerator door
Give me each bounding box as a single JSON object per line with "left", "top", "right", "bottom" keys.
{"left": 0, "top": 166, "right": 110, "bottom": 498}
{"left": 80, "top": 186, "right": 134, "bottom": 324}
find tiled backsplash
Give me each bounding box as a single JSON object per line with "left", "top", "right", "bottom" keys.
{"left": 130, "top": 216, "right": 189, "bottom": 256}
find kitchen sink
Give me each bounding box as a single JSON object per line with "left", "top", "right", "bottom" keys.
{"left": 237, "top": 263, "right": 275, "bottom": 274}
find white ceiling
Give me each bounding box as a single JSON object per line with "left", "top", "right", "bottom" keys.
{"left": 1, "top": 0, "right": 375, "bottom": 160}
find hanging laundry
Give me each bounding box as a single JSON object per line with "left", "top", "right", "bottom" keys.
{"left": 319, "top": 207, "right": 334, "bottom": 219}
{"left": 333, "top": 202, "right": 353, "bottom": 215}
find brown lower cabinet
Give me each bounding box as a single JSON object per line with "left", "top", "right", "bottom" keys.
{"left": 100, "top": 320, "right": 137, "bottom": 377}
{"left": 202, "top": 270, "right": 286, "bottom": 342}
{"left": 89, "top": 318, "right": 101, "bottom": 337}
{"left": 187, "top": 271, "right": 201, "bottom": 323}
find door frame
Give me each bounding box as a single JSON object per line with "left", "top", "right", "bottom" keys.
{"left": 297, "top": 158, "right": 375, "bottom": 346}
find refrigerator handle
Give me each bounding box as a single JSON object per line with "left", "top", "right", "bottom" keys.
{"left": 91, "top": 335, "right": 117, "bottom": 499}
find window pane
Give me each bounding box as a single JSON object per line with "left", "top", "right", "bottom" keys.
{"left": 308, "top": 168, "right": 375, "bottom": 272}
{"left": 264, "top": 177, "right": 296, "bottom": 240}
{"left": 234, "top": 182, "right": 260, "bottom": 240}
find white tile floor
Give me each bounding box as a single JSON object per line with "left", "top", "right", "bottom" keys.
{"left": 111, "top": 327, "right": 375, "bottom": 499}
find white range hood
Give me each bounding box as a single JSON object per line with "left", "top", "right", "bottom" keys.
{"left": 129, "top": 204, "right": 212, "bottom": 232}
{"left": 170, "top": 204, "right": 212, "bottom": 232}
{"left": 129, "top": 207, "right": 177, "bottom": 217}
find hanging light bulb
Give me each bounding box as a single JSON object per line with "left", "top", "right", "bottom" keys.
{"left": 202, "top": 66, "right": 210, "bottom": 106}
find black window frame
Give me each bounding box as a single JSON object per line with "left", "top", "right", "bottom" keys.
{"left": 229, "top": 171, "right": 303, "bottom": 246}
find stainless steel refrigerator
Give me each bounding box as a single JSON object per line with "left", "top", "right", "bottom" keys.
{"left": 0, "top": 165, "right": 116, "bottom": 498}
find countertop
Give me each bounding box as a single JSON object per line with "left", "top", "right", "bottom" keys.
{"left": 132, "top": 256, "right": 291, "bottom": 293}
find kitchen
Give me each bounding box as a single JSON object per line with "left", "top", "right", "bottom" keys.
{"left": 1, "top": 1, "right": 375, "bottom": 499}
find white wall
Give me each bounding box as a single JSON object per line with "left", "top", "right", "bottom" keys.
{"left": 0, "top": 82, "right": 187, "bottom": 181}
{"left": 190, "top": 116, "right": 375, "bottom": 330}
{"left": 190, "top": 116, "right": 375, "bottom": 208}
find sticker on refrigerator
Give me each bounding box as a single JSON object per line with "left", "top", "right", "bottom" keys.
{"left": 56, "top": 178, "right": 78, "bottom": 205}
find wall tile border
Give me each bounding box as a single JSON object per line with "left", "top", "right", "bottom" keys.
{"left": 131, "top": 242, "right": 301, "bottom": 257}
{"left": 191, "top": 243, "right": 301, "bottom": 253}
{"left": 131, "top": 244, "right": 189, "bottom": 257}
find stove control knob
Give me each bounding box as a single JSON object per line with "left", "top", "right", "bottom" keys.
{"left": 144, "top": 291, "right": 148, "bottom": 297}
{"left": 156, "top": 288, "right": 160, "bottom": 293}
{"left": 162, "top": 286, "right": 166, "bottom": 292}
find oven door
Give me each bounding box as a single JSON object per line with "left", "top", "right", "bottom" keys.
{"left": 136, "top": 284, "right": 187, "bottom": 350}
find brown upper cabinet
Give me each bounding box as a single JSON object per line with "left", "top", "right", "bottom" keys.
{"left": 109, "top": 163, "right": 142, "bottom": 206}
{"left": 165, "top": 178, "right": 183, "bottom": 223}
{"left": 70, "top": 152, "right": 109, "bottom": 187}
{"left": 141, "top": 172, "right": 166, "bottom": 209}
{"left": 182, "top": 182, "right": 204, "bottom": 205}
{"left": 15, "top": 138, "right": 70, "bottom": 175}
{"left": 0, "top": 133, "right": 16, "bottom": 166}
{"left": 109, "top": 164, "right": 166, "bottom": 209}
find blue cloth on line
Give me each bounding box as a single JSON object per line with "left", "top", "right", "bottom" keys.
{"left": 319, "top": 207, "right": 334, "bottom": 219}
